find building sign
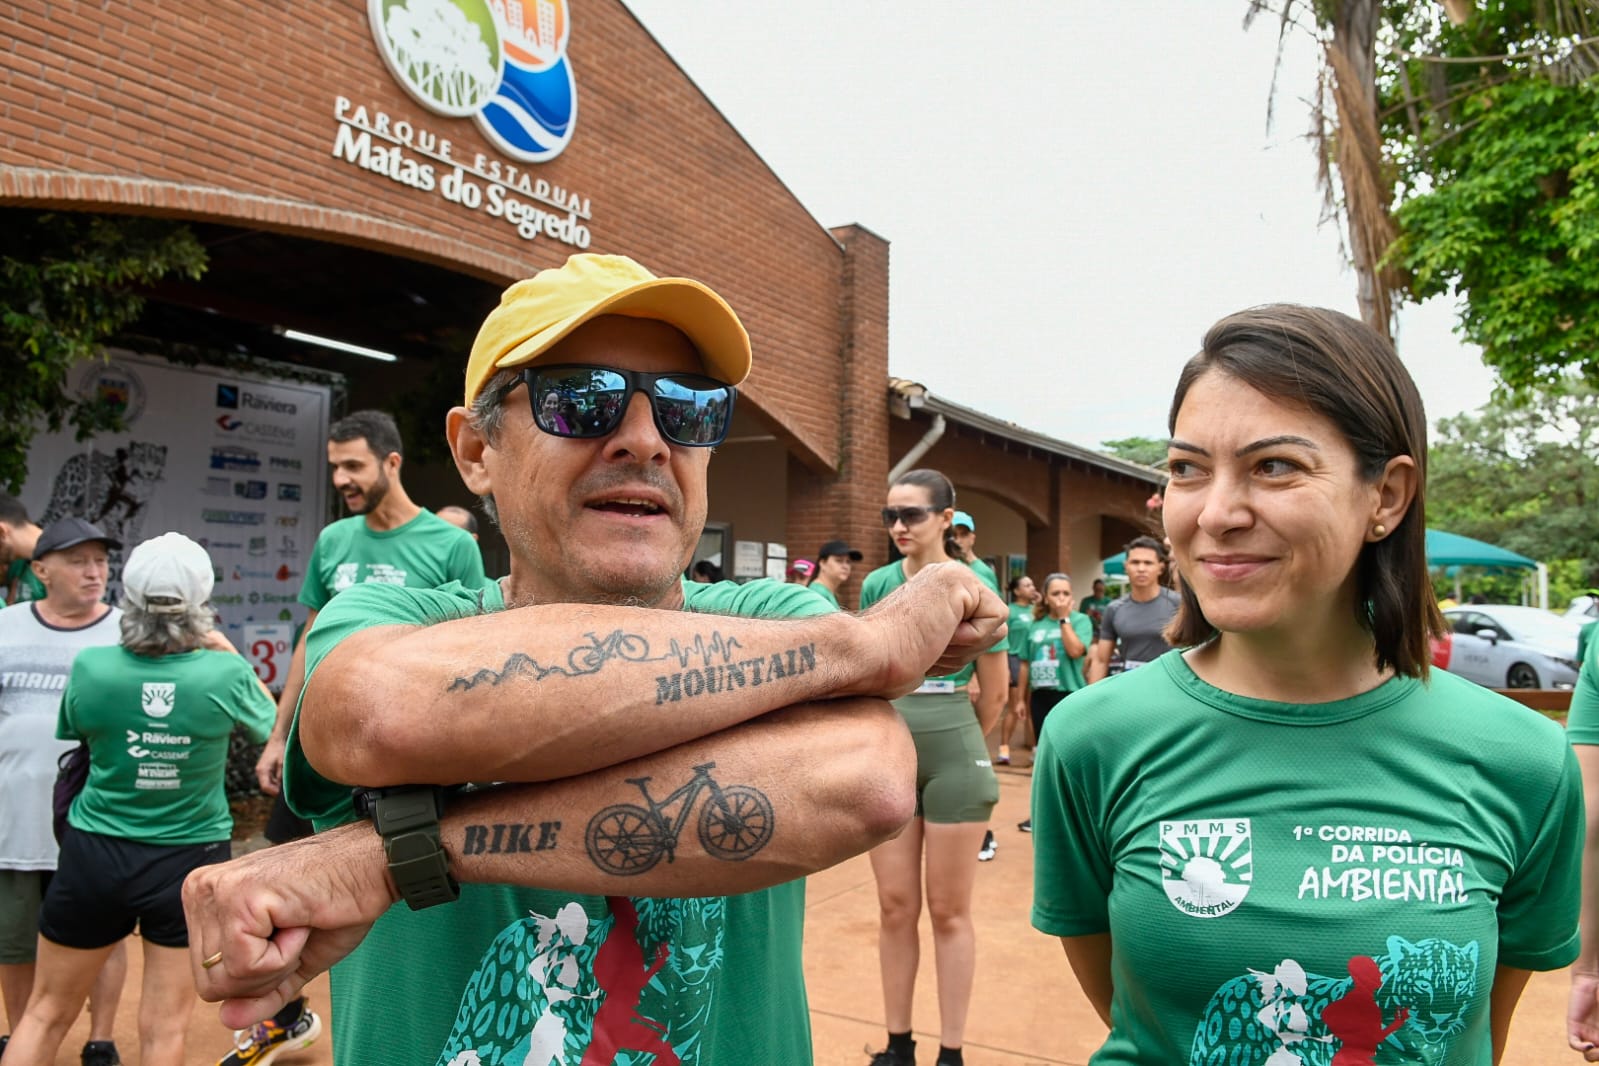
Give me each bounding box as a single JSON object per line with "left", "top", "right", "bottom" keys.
{"left": 334, "top": 0, "right": 592, "bottom": 247}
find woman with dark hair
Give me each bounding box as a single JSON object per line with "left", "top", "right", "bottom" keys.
{"left": 1031, "top": 306, "right": 1581, "bottom": 1065}
{"left": 860, "top": 468, "right": 1006, "bottom": 1066}
{"left": 5, "top": 533, "right": 279, "bottom": 1066}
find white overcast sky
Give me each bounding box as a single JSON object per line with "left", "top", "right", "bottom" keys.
{"left": 620, "top": 1, "right": 1499, "bottom": 451}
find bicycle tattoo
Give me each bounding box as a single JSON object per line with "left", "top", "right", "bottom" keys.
{"left": 585, "top": 762, "right": 775, "bottom": 876}
{"left": 566, "top": 629, "right": 653, "bottom": 674}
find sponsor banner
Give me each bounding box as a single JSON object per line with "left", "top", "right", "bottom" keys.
{"left": 20, "top": 351, "right": 332, "bottom": 649}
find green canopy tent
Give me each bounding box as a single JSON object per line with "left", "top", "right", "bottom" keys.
{"left": 1423, "top": 529, "right": 1544, "bottom": 608}
{"left": 1098, "top": 529, "right": 1546, "bottom": 605}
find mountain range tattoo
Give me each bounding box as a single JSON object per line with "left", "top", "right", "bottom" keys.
{"left": 448, "top": 628, "right": 752, "bottom": 691}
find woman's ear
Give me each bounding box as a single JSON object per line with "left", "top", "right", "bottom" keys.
{"left": 1369, "top": 455, "right": 1418, "bottom": 541}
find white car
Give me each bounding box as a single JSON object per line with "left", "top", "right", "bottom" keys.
{"left": 1566, "top": 594, "right": 1598, "bottom": 621}
{"left": 1439, "top": 605, "right": 1584, "bottom": 690}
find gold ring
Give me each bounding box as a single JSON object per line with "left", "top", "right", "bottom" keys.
{"left": 201, "top": 951, "right": 224, "bottom": 970}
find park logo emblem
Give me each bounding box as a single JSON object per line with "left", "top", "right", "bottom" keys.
{"left": 1158, "top": 817, "right": 1253, "bottom": 919}
{"left": 369, "top": 0, "right": 578, "bottom": 163}
{"left": 141, "top": 682, "right": 176, "bottom": 719}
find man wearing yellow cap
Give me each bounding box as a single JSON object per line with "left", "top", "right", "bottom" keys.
{"left": 184, "top": 253, "right": 1007, "bottom": 1066}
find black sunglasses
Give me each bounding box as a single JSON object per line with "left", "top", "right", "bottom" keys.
{"left": 499, "top": 365, "right": 736, "bottom": 447}
{"left": 881, "top": 506, "right": 937, "bottom": 528}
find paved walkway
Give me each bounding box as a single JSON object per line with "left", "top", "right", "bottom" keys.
{"left": 37, "top": 758, "right": 1581, "bottom": 1064}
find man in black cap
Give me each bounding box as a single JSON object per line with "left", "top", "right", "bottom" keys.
{"left": 0, "top": 518, "right": 128, "bottom": 1064}
{"left": 812, "top": 540, "right": 864, "bottom": 610}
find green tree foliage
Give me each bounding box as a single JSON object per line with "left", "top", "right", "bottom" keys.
{"left": 1427, "top": 375, "right": 1599, "bottom": 603}
{"left": 1252, "top": 1, "right": 1599, "bottom": 386}
{"left": 1381, "top": 7, "right": 1599, "bottom": 389}
{"left": 0, "top": 210, "right": 207, "bottom": 492}
{"left": 1099, "top": 435, "right": 1169, "bottom": 469}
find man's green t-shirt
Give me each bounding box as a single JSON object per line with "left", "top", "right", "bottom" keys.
{"left": 860, "top": 561, "right": 1005, "bottom": 687}
{"left": 58, "top": 647, "right": 275, "bottom": 844}
{"left": 1564, "top": 625, "right": 1599, "bottom": 742}
{"left": 1024, "top": 611, "right": 1092, "bottom": 693}
{"left": 298, "top": 510, "right": 486, "bottom": 612}
{"left": 284, "top": 576, "right": 832, "bottom": 1066}
{"left": 4, "top": 558, "right": 45, "bottom": 605}
{"left": 1007, "top": 602, "right": 1033, "bottom": 657}
{"left": 1032, "top": 652, "right": 1582, "bottom": 1065}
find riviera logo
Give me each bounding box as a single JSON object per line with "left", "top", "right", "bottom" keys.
{"left": 369, "top": 0, "right": 576, "bottom": 164}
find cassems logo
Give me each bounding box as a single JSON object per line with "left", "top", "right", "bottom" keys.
{"left": 214, "top": 415, "right": 296, "bottom": 444}
{"left": 369, "top": 0, "right": 577, "bottom": 163}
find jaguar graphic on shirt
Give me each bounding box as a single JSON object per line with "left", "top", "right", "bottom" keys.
{"left": 1188, "top": 936, "right": 1479, "bottom": 1065}
{"left": 437, "top": 895, "right": 725, "bottom": 1066}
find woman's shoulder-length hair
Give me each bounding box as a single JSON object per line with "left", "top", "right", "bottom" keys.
{"left": 1163, "top": 304, "right": 1446, "bottom": 678}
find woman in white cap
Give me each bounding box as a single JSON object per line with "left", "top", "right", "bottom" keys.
{"left": 5, "top": 533, "right": 278, "bottom": 1066}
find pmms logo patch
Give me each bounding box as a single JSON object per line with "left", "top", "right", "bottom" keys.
{"left": 369, "top": 0, "right": 578, "bottom": 162}
{"left": 141, "top": 682, "right": 176, "bottom": 719}
{"left": 1159, "top": 818, "right": 1252, "bottom": 918}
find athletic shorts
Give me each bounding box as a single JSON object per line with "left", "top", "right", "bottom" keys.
{"left": 39, "top": 829, "right": 230, "bottom": 950}
{"left": 891, "top": 691, "right": 999, "bottom": 824}
{"left": 0, "top": 868, "right": 51, "bottom": 963}
{"left": 1007, "top": 653, "right": 1022, "bottom": 687}
{"left": 1030, "top": 687, "right": 1069, "bottom": 747}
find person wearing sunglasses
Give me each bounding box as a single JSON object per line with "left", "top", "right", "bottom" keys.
{"left": 859, "top": 468, "right": 1007, "bottom": 1066}
{"left": 181, "top": 253, "right": 1007, "bottom": 1066}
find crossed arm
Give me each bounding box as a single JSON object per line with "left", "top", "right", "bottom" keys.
{"left": 184, "top": 563, "right": 1006, "bottom": 1024}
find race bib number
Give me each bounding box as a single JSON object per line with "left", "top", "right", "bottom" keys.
{"left": 1030, "top": 657, "right": 1059, "bottom": 690}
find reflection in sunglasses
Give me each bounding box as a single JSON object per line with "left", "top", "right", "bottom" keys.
{"left": 513, "top": 365, "right": 735, "bottom": 447}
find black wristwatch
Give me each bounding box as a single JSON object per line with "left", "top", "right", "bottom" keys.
{"left": 352, "top": 786, "right": 460, "bottom": 911}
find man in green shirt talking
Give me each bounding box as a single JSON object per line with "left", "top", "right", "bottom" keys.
{"left": 184, "top": 253, "right": 1006, "bottom": 1066}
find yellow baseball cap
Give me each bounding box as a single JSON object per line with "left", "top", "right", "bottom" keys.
{"left": 464, "top": 253, "right": 752, "bottom": 406}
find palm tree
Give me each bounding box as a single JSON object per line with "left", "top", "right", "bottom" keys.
{"left": 1247, "top": 0, "right": 1599, "bottom": 342}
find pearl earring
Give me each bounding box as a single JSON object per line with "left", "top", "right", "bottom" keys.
{"left": 1372, "top": 523, "right": 1387, "bottom": 537}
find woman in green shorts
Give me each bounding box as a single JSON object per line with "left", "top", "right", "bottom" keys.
{"left": 860, "top": 468, "right": 1005, "bottom": 1066}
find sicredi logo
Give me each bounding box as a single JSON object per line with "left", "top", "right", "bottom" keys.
{"left": 369, "top": 0, "right": 577, "bottom": 163}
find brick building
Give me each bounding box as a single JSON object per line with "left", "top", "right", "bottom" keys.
{"left": 1, "top": 0, "right": 1160, "bottom": 605}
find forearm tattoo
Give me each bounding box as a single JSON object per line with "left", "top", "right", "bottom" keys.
{"left": 447, "top": 627, "right": 818, "bottom": 707}
{"left": 461, "top": 821, "right": 561, "bottom": 854}
{"left": 585, "top": 762, "right": 774, "bottom": 876}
